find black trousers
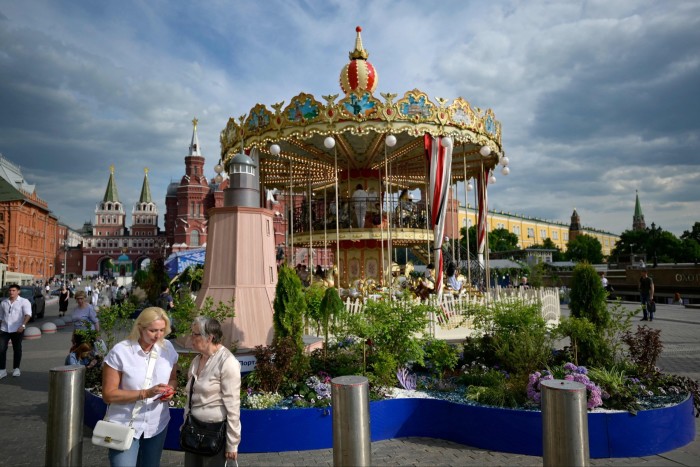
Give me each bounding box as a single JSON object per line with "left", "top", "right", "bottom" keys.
{"left": 0, "top": 330, "right": 23, "bottom": 370}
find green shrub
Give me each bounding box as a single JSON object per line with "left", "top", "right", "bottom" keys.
{"left": 569, "top": 263, "right": 609, "bottom": 328}
{"left": 273, "top": 265, "right": 306, "bottom": 352}
{"left": 422, "top": 338, "right": 460, "bottom": 379}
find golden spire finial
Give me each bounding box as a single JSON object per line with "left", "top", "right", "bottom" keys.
{"left": 192, "top": 117, "right": 198, "bottom": 129}
{"left": 349, "top": 25, "right": 369, "bottom": 60}
{"left": 144, "top": 167, "right": 149, "bottom": 175}
{"left": 109, "top": 164, "right": 115, "bottom": 174}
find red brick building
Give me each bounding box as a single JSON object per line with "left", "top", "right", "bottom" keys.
{"left": 0, "top": 155, "right": 58, "bottom": 281}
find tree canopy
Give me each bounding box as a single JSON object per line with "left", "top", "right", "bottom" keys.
{"left": 566, "top": 234, "right": 604, "bottom": 264}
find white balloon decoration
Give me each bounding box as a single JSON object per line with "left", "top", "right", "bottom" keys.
{"left": 269, "top": 144, "right": 281, "bottom": 156}
{"left": 324, "top": 136, "right": 336, "bottom": 149}
{"left": 480, "top": 145, "right": 491, "bottom": 157}
{"left": 385, "top": 134, "right": 397, "bottom": 147}
{"left": 501, "top": 166, "right": 510, "bottom": 176}
{"left": 500, "top": 156, "right": 510, "bottom": 167}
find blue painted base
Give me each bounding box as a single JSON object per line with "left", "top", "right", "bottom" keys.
{"left": 84, "top": 391, "right": 695, "bottom": 458}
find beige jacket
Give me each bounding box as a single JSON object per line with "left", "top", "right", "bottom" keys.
{"left": 186, "top": 346, "right": 242, "bottom": 452}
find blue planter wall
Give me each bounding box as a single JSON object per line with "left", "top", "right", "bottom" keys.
{"left": 84, "top": 391, "right": 695, "bottom": 458}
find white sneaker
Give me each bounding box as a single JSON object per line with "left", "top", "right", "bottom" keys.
{"left": 0, "top": 370, "right": 6, "bottom": 380}
{"left": 12, "top": 368, "right": 20, "bottom": 377}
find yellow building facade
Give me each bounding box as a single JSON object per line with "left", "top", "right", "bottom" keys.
{"left": 457, "top": 206, "right": 619, "bottom": 257}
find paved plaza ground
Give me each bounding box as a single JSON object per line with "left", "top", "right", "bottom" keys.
{"left": 0, "top": 292, "right": 698, "bottom": 466}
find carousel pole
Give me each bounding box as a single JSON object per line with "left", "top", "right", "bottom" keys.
{"left": 452, "top": 183, "right": 457, "bottom": 262}
{"left": 379, "top": 144, "right": 386, "bottom": 287}
{"left": 334, "top": 144, "right": 341, "bottom": 287}
{"left": 308, "top": 173, "right": 313, "bottom": 285}
{"left": 324, "top": 184, "right": 328, "bottom": 272}
{"left": 463, "top": 146, "right": 471, "bottom": 286}
{"left": 290, "top": 158, "right": 294, "bottom": 267}
{"left": 384, "top": 144, "right": 392, "bottom": 294}
{"left": 425, "top": 178, "right": 431, "bottom": 265}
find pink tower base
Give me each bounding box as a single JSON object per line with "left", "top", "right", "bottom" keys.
{"left": 195, "top": 206, "right": 277, "bottom": 351}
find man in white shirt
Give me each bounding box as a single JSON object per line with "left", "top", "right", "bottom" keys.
{"left": 352, "top": 183, "right": 368, "bottom": 228}
{"left": 0, "top": 284, "right": 33, "bottom": 379}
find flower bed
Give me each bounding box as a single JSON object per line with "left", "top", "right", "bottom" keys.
{"left": 84, "top": 390, "right": 695, "bottom": 457}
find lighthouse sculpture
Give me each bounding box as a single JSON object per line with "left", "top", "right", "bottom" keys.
{"left": 195, "top": 142, "right": 277, "bottom": 351}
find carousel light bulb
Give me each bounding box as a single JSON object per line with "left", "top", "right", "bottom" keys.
{"left": 324, "top": 136, "right": 336, "bottom": 149}
{"left": 214, "top": 173, "right": 224, "bottom": 184}
{"left": 215, "top": 163, "right": 224, "bottom": 174}
{"left": 441, "top": 136, "right": 453, "bottom": 148}
{"left": 500, "top": 156, "right": 510, "bottom": 167}
{"left": 501, "top": 166, "right": 510, "bottom": 176}
{"left": 466, "top": 180, "right": 474, "bottom": 192}
{"left": 385, "top": 134, "right": 397, "bottom": 147}
{"left": 270, "top": 144, "right": 281, "bottom": 156}
{"left": 480, "top": 145, "right": 491, "bottom": 157}
{"left": 489, "top": 171, "right": 497, "bottom": 184}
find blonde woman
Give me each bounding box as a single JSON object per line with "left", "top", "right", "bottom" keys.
{"left": 102, "top": 307, "right": 179, "bottom": 467}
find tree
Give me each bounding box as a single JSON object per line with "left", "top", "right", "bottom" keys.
{"left": 488, "top": 228, "right": 520, "bottom": 252}
{"left": 681, "top": 222, "right": 700, "bottom": 244}
{"left": 461, "top": 226, "right": 519, "bottom": 255}
{"left": 566, "top": 234, "right": 604, "bottom": 264}
{"left": 272, "top": 265, "right": 306, "bottom": 352}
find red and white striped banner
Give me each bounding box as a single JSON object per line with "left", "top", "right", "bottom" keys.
{"left": 477, "top": 166, "right": 489, "bottom": 259}
{"left": 424, "top": 134, "right": 453, "bottom": 300}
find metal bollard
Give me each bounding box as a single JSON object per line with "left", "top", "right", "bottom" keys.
{"left": 331, "top": 375, "right": 371, "bottom": 467}
{"left": 46, "top": 365, "right": 86, "bottom": 467}
{"left": 541, "top": 379, "right": 590, "bottom": 467}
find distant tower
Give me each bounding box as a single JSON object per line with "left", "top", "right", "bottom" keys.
{"left": 93, "top": 165, "right": 126, "bottom": 237}
{"left": 569, "top": 208, "right": 582, "bottom": 242}
{"left": 633, "top": 190, "right": 646, "bottom": 231}
{"left": 172, "top": 118, "right": 210, "bottom": 251}
{"left": 195, "top": 138, "right": 277, "bottom": 351}
{"left": 131, "top": 168, "right": 158, "bottom": 237}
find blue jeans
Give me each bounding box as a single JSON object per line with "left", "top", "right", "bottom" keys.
{"left": 108, "top": 426, "right": 168, "bottom": 467}
{"left": 641, "top": 293, "right": 653, "bottom": 320}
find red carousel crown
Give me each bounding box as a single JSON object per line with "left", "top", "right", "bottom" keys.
{"left": 339, "top": 26, "right": 378, "bottom": 95}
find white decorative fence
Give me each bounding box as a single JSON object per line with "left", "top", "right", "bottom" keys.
{"left": 333, "top": 286, "right": 561, "bottom": 341}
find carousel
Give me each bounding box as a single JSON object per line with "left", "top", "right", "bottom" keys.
{"left": 218, "top": 26, "right": 507, "bottom": 295}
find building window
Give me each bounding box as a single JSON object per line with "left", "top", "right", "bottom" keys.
{"left": 191, "top": 230, "right": 200, "bottom": 247}
{"left": 266, "top": 219, "right": 270, "bottom": 235}
{"left": 540, "top": 229, "right": 546, "bottom": 239}
{"left": 513, "top": 226, "right": 520, "bottom": 235}
{"left": 527, "top": 228, "right": 534, "bottom": 238}
{"left": 552, "top": 231, "right": 558, "bottom": 240}
{"left": 497, "top": 223, "right": 505, "bottom": 229}
{"left": 564, "top": 232, "right": 569, "bottom": 241}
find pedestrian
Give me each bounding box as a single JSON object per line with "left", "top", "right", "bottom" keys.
{"left": 0, "top": 284, "right": 32, "bottom": 379}
{"left": 183, "top": 316, "right": 241, "bottom": 466}
{"left": 91, "top": 287, "right": 100, "bottom": 308}
{"left": 158, "top": 286, "right": 174, "bottom": 312}
{"left": 352, "top": 183, "right": 368, "bottom": 228}
{"left": 72, "top": 291, "right": 100, "bottom": 331}
{"left": 601, "top": 272, "right": 609, "bottom": 289}
{"left": 65, "top": 331, "right": 100, "bottom": 368}
{"left": 102, "top": 307, "right": 178, "bottom": 467}
{"left": 639, "top": 269, "right": 655, "bottom": 321}
{"left": 58, "top": 285, "right": 70, "bottom": 317}
{"left": 86, "top": 284, "right": 92, "bottom": 297}
{"left": 672, "top": 292, "right": 683, "bottom": 305}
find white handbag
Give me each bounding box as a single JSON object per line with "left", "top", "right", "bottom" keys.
{"left": 92, "top": 420, "right": 135, "bottom": 450}
{"left": 92, "top": 345, "right": 160, "bottom": 451}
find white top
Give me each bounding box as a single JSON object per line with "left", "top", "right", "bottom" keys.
{"left": 0, "top": 296, "right": 32, "bottom": 332}
{"left": 186, "top": 346, "right": 242, "bottom": 452}
{"left": 601, "top": 277, "right": 609, "bottom": 287}
{"left": 103, "top": 339, "right": 179, "bottom": 439}
{"left": 352, "top": 188, "right": 367, "bottom": 205}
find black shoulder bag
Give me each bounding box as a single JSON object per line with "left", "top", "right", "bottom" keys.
{"left": 179, "top": 375, "right": 227, "bottom": 456}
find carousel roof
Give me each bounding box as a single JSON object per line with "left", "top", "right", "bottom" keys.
{"left": 220, "top": 27, "right": 505, "bottom": 192}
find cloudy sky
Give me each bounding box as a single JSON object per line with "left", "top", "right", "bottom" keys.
{"left": 1, "top": 0, "right": 698, "bottom": 237}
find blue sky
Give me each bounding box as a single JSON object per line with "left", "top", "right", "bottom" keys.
{"left": 0, "top": 0, "right": 698, "bottom": 236}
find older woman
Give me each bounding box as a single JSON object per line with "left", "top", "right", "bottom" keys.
{"left": 102, "top": 307, "right": 179, "bottom": 467}
{"left": 184, "top": 317, "right": 241, "bottom": 466}
{"left": 72, "top": 290, "right": 99, "bottom": 331}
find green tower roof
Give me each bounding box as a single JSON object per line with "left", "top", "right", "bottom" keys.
{"left": 634, "top": 190, "right": 643, "bottom": 218}
{"left": 103, "top": 165, "right": 120, "bottom": 203}
{"left": 139, "top": 168, "right": 152, "bottom": 203}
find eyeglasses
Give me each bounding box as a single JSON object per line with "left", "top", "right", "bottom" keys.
{"left": 191, "top": 332, "right": 202, "bottom": 337}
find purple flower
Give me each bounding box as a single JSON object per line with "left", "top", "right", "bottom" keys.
{"left": 564, "top": 362, "right": 577, "bottom": 372}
